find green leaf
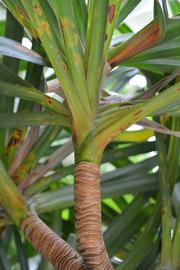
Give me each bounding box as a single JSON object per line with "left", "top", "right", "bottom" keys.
{"left": 116, "top": 0, "right": 142, "bottom": 27}
{"left": 14, "top": 126, "right": 60, "bottom": 183}
{"left": 102, "top": 156, "right": 157, "bottom": 182}
{"left": 20, "top": 0, "right": 93, "bottom": 145}
{"left": 156, "top": 133, "right": 172, "bottom": 268}
{"left": 39, "top": 0, "right": 65, "bottom": 56}
{"left": 71, "top": 0, "right": 87, "bottom": 45}
{"left": 19, "top": 140, "right": 73, "bottom": 190}
{"left": 85, "top": 0, "right": 109, "bottom": 112}
{"left": 117, "top": 201, "right": 160, "bottom": 270}
{"left": 104, "top": 195, "right": 147, "bottom": 254}
{"left": 25, "top": 165, "right": 74, "bottom": 196}
{"left": 0, "top": 63, "right": 30, "bottom": 85}
{"left": 3, "top": 0, "right": 39, "bottom": 38}
{"left": 136, "top": 236, "right": 160, "bottom": 270}
{"left": 168, "top": 118, "right": 180, "bottom": 186}
{"left": 33, "top": 173, "right": 158, "bottom": 213}
{"left": 79, "top": 82, "right": 180, "bottom": 163}
{"left": 103, "top": 141, "right": 156, "bottom": 163}
{"left": 0, "top": 159, "right": 28, "bottom": 225}
{"left": 172, "top": 210, "right": 180, "bottom": 269}
{"left": 0, "top": 250, "right": 11, "bottom": 270}
{"left": 168, "top": 0, "right": 180, "bottom": 15}
{"left": 104, "top": 0, "right": 122, "bottom": 56}
{"left": 0, "top": 81, "right": 68, "bottom": 116}
{"left": 108, "top": 0, "right": 165, "bottom": 68}
{"left": 13, "top": 226, "right": 29, "bottom": 270}
{"left": 52, "top": 0, "right": 92, "bottom": 116}
{"left": 107, "top": 204, "right": 153, "bottom": 257}
{"left": 0, "top": 112, "right": 69, "bottom": 128}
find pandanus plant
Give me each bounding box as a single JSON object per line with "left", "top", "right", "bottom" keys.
{"left": 0, "top": 0, "right": 180, "bottom": 269}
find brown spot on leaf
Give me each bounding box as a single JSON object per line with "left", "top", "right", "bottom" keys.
{"left": 108, "top": 5, "right": 116, "bottom": 24}
{"left": 162, "top": 208, "right": 166, "bottom": 216}
{"left": 41, "top": 22, "right": 49, "bottom": 30}
{"left": 176, "top": 88, "right": 180, "bottom": 91}
{"left": 33, "top": 4, "right": 42, "bottom": 16}
{"left": 19, "top": 165, "right": 28, "bottom": 173}
{"left": 133, "top": 110, "right": 143, "bottom": 117}
{"left": 7, "top": 129, "right": 23, "bottom": 148}
{"left": 14, "top": 175, "right": 21, "bottom": 184}
{"left": 45, "top": 95, "right": 53, "bottom": 105}
{"left": 34, "top": 4, "right": 38, "bottom": 9}
{"left": 61, "top": 61, "right": 67, "bottom": 71}
{"left": 60, "top": 18, "right": 69, "bottom": 29}
{"left": 17, "top": 5, "right": 30, "bottom": 19}
{"left": 27, "top": 153, "right": 34, "bottom": 161}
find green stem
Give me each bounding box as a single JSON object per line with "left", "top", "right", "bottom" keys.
{"left": 167, "top": 117, "right": 180, "bottom": 188}
{"left": 156, "top": 133, "right": 172, "bottom": 268}
{"left": 172, "top": 210, "right": 180, "bottom": 269}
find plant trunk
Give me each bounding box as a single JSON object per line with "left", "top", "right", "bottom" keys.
{"left": 20, "top": 214, "right": 85, "bottom": 270}
{"left": 74, "top": 161, "right": 113, "bottom": 270}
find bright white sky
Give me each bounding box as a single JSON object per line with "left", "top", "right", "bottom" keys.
{"left": 124, "top": 0, "right": 154, "bottom": 32}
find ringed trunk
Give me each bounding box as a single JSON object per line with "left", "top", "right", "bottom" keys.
{"left": 74, "top": 161, "right": 113, "bottom": 270}
{"left": 21, "top": 214, "right": 85, "bottom": 270}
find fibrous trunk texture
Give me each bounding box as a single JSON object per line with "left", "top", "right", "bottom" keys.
{"left": 20, "top": 214, "right": 85, "bottom": 270}
{"left": 74, "top": 161, "right": 113, "bottom": 270}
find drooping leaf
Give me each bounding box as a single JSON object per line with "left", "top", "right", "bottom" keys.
{"left": 0, "top": 37, "right": 45, "bottom": 65}
{"left": 0, "top": 81, "right": 68, "bottom": 116}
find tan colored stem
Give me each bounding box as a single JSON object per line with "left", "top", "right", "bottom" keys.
{"left": 74, "top": 162, "right": 113, "bottom": 270}
{"left": 20, "top": 214, "right": 85, "bottom": 270}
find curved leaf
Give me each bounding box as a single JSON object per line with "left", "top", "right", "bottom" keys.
{"left": 0, "top": 81, "right": 68, "bottom": 116}
{"left": 0, "top": 37, "right": 45, "bottom": 65}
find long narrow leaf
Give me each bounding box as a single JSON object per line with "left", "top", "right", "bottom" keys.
{"left": 108, "top": 0, "right": 165, "bottom": 67}
{"left": 13, "top": 226, "right": 29, "bottom": 270}
{"left": 20, "top": 140, "right": 73, "bottom": 190}
{"left": 85, "top": 0, "right": 109, "bottom": 112}
{"left": 0, "top": 112, "right": 69, "bottom": 128}
{"left": 0, "top": 81, "right": 68, "bottom": 116}
{"left": 0, "top": 37, "right": 45, "bottom": 65}
{"left": 32, "top": 173, "right": 158, "bottom": 213}
{"left": 13, "top": 126, "right": 60, "bottom": 183}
